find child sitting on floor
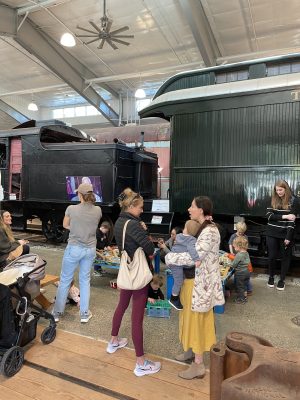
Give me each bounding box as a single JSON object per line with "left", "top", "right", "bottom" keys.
{"left": 165, "top": 220, "right": 201, "bottom": 310}
{"left": 232, "top": 236, "right": 251, "bottom": 304}
{"left": 54, "top": 280, "right": 80, "bottom": 307}
{"left": 147, "top": 274, "right": 164, "bottom": 304}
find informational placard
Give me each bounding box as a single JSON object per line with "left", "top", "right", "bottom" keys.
{"left": 151, "top": 199, "right": 169, "bottom": 212}
{"left": 151, "top": 215, "right": 163, "bottom": 224}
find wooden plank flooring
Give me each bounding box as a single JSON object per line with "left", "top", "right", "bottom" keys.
{"left": 0, "top": 326, "right": 210, "bottom": 399}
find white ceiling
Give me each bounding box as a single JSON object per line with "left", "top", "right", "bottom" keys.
{"left": 1, "top": 0, "right": 300, "bottom": 128}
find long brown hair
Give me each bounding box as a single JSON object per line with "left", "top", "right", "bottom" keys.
{"left": 194, "top": 196, "right": 214, "bottom": 234}
{"left": 0, "top": 214, "right": 15, "bottom": 242}
{"left": 271, "top": 180, "right": 292, "bottom": 210}
{"left": 81, "top": 192, "right": 96, "bottom": 204}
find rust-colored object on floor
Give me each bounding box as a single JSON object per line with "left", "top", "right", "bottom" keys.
{"left": 210, "top": 332, "right": 300, "bottom": 400}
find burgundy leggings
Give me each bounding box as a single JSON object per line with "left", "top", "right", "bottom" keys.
{"left": 111, "top": 285, "right": 148, "bottom": 357}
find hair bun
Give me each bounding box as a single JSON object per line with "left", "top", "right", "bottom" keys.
{"left": 118, "top": 193, "right": 126, "bottom": 201}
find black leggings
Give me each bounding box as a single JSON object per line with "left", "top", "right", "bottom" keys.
{"left": 266, "top": 236, "right": 293, "bottom": 281}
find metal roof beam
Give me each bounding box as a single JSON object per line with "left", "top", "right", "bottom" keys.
{"left": 86, "top": 62, "right": 202, "bottom": 84}
{"left": 0, "top": 7, "right": 122, "bottom": 126}
{"left": 0, "top": 100, "right": 29, "bottom": 124}
{"left": 0, "top": 4, "right": 17, "bottom": 36}
{"left": 179, "top": 0, "right": 220, "bottom": 67}
{"left": 17, "top": 0, "right": 72, "bottom": 15}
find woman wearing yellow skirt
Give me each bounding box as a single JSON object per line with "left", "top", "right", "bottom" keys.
{"left": 166, "top": 196, "right": 225, "bottom": 379}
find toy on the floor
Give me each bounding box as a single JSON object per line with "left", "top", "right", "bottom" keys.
{"left": 110, "top": 279, "right": 118, "bottom": 289}
{"left": 146, "top": 300, "right": 171, "bottom": 318}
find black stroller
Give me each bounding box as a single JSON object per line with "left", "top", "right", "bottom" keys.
{"left": 0, "top": 254, "right": 56, "bottom": 377}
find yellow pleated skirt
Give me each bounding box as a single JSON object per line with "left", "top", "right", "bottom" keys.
{"left": 179, "top": 278, "right": 216, "bottom": 355}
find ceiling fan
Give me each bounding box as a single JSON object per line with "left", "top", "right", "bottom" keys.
{"left": 76, "top": 0, "right": 134, "bottom": 50}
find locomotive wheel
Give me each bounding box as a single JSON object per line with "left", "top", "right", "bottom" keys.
{"left": 41, "top": 326, "right": 56, "bottom": 344}
{"left": 42, "top": 218, "right": 65, "bottom": 243}
{"left": 0, "top": 346, "right": 24, "bottom": 377}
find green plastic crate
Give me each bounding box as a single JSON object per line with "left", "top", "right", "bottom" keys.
{"left": 146, "top": 300, "right": 171, "bottom": 318}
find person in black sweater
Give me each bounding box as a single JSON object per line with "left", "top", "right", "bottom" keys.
{"left": 266, "top": 180, "right": 300, "bottom": 291}
{"left": 107, "top": 188, "right": 161, "bottom": 377}
{"left": 147, "top": 274, "right": 164, "bottom": 304}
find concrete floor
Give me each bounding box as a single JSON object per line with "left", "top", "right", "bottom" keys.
{"left": 33, "top": 243, "right": 300, "bottom": 361}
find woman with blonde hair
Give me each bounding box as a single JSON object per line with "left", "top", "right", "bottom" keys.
{"left": 107, "top": 188, "right": 161, "bottom": 377}
{"left": 52, "top": 183, "right": 102, "bottom": 323}
{"left": 266, "top": 180, "right": 300, "bottom": 291}
{"left": 0, "top": 210, "right": 29, "bottom": 269}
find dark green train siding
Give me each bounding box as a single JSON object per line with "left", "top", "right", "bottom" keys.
{"left": 139, "top": 54, "right": 300, "bottom": 220}
{"left": 169, "top": 88, "right": 300, "bottom": 216}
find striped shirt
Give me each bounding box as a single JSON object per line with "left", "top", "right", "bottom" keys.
{"left": 266, "top": 196, "right": 300, "bottom": 241}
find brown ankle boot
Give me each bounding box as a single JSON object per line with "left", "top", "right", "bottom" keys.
{"left": 178, "top": 362, "right": 205, "bottom": 380}
{"left": 175, "top": 348, "right": 194, "bottom": 362}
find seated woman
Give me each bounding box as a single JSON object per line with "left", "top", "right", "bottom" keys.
{"left": 0, "top": 210, "right": 30, "bottom": 269}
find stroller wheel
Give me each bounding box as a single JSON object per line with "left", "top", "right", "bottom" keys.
{"left": 41, "top": 326, "right": 56, "bottom": 344}
{"left": 0, "top": 346, "right": 24, "bottom": 377}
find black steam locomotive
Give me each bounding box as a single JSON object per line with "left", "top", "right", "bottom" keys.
{"left": 0, "top": 122, "right": 158, "bottom": 241}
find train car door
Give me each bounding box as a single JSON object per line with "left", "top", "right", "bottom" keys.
{"left": 9, "top": 138, "right": 22, "bottom": 200}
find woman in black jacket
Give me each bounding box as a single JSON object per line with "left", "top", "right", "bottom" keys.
{"left": 266, "top": 180, "right": 300, "bottom": 291}
{"left": 106, "top": 188, "right": 161, "bottom": 377}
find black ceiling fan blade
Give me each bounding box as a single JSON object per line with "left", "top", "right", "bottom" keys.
{"left": 112, "top": 34, "right": 134, "bottom": 39}
{"left": 111, "top": 37, "right": 130, "bottom": 46}
{"left": 89, "top": 21, "right": 102, "bottom": 33}
{"left": 98, "top": 39, "right": 105, "bottom": 49}
{"left": 105, "top": 20, "right": 113, "bottom": 33}
{"left": 106, "top": 38, "right": 118, "bottom": 50}
{"left": 109, "top": 26, "right": 129, "bottom": 35}
{"left": 75, "top": 34, "right": 99, "bottom": 38}
{"left": 86, "top": 38, "right": 101, "bottom": 45}
{"left": 77, "top": 25, "right": 98, "bottom": 35}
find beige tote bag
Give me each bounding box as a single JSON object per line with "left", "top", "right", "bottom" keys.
{"left": 117, "top": 220, "right": 153, "bottom": 290}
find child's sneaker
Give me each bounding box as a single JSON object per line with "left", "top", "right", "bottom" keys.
{"left": 134, "top": 359, "right": 161, "bottom": 377}
{"left": 168, "top": 295, "right": 183, "bottom": 310}
{"left": 276, "top": 280, "right": 285, "bottom": 291}
{"left": 80, "top": 311, "right": 93, "bottom": 323}
{"left": 106, "top": 337, "right": 128, "bottom": 354}
{"left": 267, "top": 276, "right": 275, "bottom": 288}
{"left": 52, "top": 312, "right": 63, "bottom": 322}
{"left": 93, "top": 270, "right": 103, "bottom": 277}
{"left": 234, "top": 297, "right": 247, "bottom": 304}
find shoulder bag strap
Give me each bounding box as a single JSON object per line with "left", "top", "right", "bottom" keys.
{"left": 122, "top": 220, "right": 130, "bottom": 251}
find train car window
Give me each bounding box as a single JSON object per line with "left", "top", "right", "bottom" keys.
{"left": 215, "top": 70, "right": 248, "bottom": 84}
{"left": 291, "top": 62, "right": 300, "bottom": 73}
{"left": 267, "top": 61, "right": 300, "bottom": 77}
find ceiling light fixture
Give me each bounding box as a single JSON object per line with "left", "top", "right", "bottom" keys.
{"left": 28, "top": 95, "right": 38, "bottom": 111}
{"left": 60, "top": 32, "right": 76, "bottom": 47}
{"left": 134, "top": 88, "right": 146, "bottom": 99}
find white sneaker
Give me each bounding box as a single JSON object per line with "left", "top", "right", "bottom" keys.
{"left": 106, "top": 338, "right": 128, "bottom": 354}
{"left": 134, "top": 359, "right": 161, "bottom": 377}
{"left": 52, "top": 312, "right": 62, "bottom": 323}
{"left": 80, "top": 311, "right": 93, "bottom": 323}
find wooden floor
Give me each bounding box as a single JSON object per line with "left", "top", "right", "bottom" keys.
{"left": 0, "top": 326, "right": 210, "bottom": 400}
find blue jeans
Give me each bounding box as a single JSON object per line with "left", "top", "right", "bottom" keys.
{"left": 53, "top": 244, "right": 96, "bottom": 316}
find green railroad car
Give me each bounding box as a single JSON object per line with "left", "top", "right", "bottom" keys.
{"left": 140, "top": 53, "right": 300, "bottom": 261}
